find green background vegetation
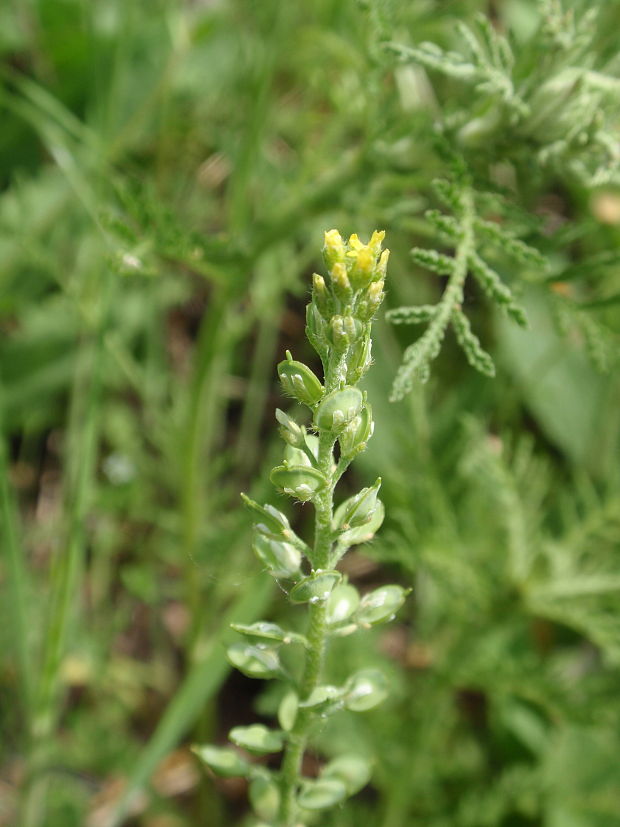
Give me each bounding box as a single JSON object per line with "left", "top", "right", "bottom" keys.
{"left": 1, "top": 0, "right": 619, "bottom": 825}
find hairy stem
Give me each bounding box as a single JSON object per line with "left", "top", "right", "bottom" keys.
{"left": 278, "top": 365, "right": 340, "bottom": 825}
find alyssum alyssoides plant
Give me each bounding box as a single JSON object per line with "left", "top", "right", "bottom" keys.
{"left": 194, "top": 231, "right": 408, "bottom": 826}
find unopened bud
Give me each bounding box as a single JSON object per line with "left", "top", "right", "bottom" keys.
{"left": 312, "top": 273, "right": 331, "bottom": 318}
{"left": 376, "top": 248, "right": 390, "bottom": 280}
{"left": 275, "top": 408, "right": 306, "bottom": 448}
{"left": 349, "top": 246, "right": 375, "bottom": 290}
{"left": 358, "top": 280, "right": 384, "bottom": 322}
{"left": 323, "top": 229, "right": 346, "bottom": 270}
{"left": 346, "top": 336, "right": 372, "bottom": 384}
{"left": 331, "top": 262, "right": 352, "bottom": 301}
{"left": 329, "top": 315, "right": 362, "bottom": 349}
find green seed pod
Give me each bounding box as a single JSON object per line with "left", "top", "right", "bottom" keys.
{"left": 249, "top": 776, "right": 281, "bottom": 822}
{"left": 314, "top": 386, "right": 363, "bottom": 433}
{"left": 355, "top": 584, "right": 410, "bottom": 626}
{"left": 338, "top": 403, "right": 374, "bottom": 459}
{"left": 336, "top": 478, "right": 381, "bottom": 530}
{"left": 270, "top": 463, "right": 326, "bottom": 501}
{"left": 229, "top": 724, "right": 284, "bottom": 755}
{"left": 343, "top": 668, "right": 389, "bottom": 712}
{"left": 193, "top": 745, "right": 251, "bottom": 778}
{"left": 230, "top": 621, "right": 307, "bottom": 647}
{"left": 289, "top": 570, "right": 341, "bottom": 604}
{"left": 241, "top": 494, "right": 292, "bottom": 539}
{"left": 298, "top": 778, "right": 347, "bottom": 811}
{"left": 326, "top": 582, "right": 360, "bottom": 626}
{"left": 252, "top": 532, "right": 301, "bottom": 579}
{"left": 275, "top": 408, "right": 306, "bottom": 448}
{"left": 277, "top": 354, "right": 324, "bottom": 407}
{"left": 227, "top": 642, "right": 283, "bottom": 680}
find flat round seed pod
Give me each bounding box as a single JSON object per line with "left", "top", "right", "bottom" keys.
{"left": 277, "top": 358, "right": 324, "bottom": 407}
{"left": 289, "top": 570, "right": 341, "bottom": 604}
{"left": 314, "top": 387, "right": 363, "bottom": 433}
{"left": 270, "top": 464, "right": 326, "bottom": 501}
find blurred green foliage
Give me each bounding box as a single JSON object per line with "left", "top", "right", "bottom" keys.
{"left": 0, "top": 0, "right": 619, "bottom": 825}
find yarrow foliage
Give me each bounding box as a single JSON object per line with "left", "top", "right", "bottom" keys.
{"left": 194, "top": 231, "right": 407, "bottom": 826}
{"left": 387, "top": 177, "right": 545, "bottom": 401}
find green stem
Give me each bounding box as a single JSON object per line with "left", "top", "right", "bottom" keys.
{"left": 278, "top": 369, "right": 340, "bottom": 825}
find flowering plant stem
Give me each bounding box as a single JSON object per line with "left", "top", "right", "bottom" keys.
{"left": 195, "top": 229, "right": 409, "bottom": 826}
{"left": 279, "top": 404, "right": 338, "bottom": 824}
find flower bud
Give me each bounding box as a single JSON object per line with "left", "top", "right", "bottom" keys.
{"left": 329, "top": 315, "right": 362, "bottom": 349}
{"left": 306, "top": 303, "right": 329, "bottom": 353}
{"left": 323, "top": 229, "right": 346, "bottom": 270}
{"left": 312, "top": 273, "right": 331, "bottom": 318}
{"left": 357, "top": 280, "right": 384, "bottom": 322}
{"left": 376, "top": 248, "right": 390, "bottom": 280}
{"left": 314, "top": 386, "right": 363, "bottom": 433}
{"left": 275, "top": 408, "right": 306, "bottom": 448}
{"left": 346, "top": 336, "right": 372, "bottom": 384}
{"left": 277, "top": 352, "right": 324, "bottom": 407}
{"left": 348, "top": 246, "right": 375, "bottom": 290}
{"left": 338, "top": 403, "right": 374, "bottom": 459}
{"left": 330, "top": 262, "right": 352, "bottom": 301}
{"left": 270, "top": 463, "right": 326, "bottom": 501}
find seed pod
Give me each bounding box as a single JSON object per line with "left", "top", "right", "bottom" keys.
{"left": 338, "top": 403, "right": 374, "bottom": 459}
{"left": 241, "top": 494, "right": 292, "bottom": 539}
{"left": 336, "top": 478, "right": 381, "bottom": 530}
{"left": 252, "top": 532, "right": 301, "bottom": 579}
{"left": 193, "top": 745, "right": 251, "bottom": 778}
{"left": 270, "top": 463, "right": 326, "bottom": 501}
{"left": 277, "top": 353, "right": 323, "bottom": 407}
{"left": 314, "top": 386, "right": 363, "bottom": 433}
{"left": 326, "top": 583, "right": 360, "bottom": 626}
{"left": 355, "top": 584, "right": 410, "bottom": 626}
{"left": 343, "top": 668, "right": 389, "bottom": 712}
{"left": 275, "top": 408, "right": 306, "bottom": 448}
{"left": 289, "top": 570, "right": 342, "bottom": 604}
